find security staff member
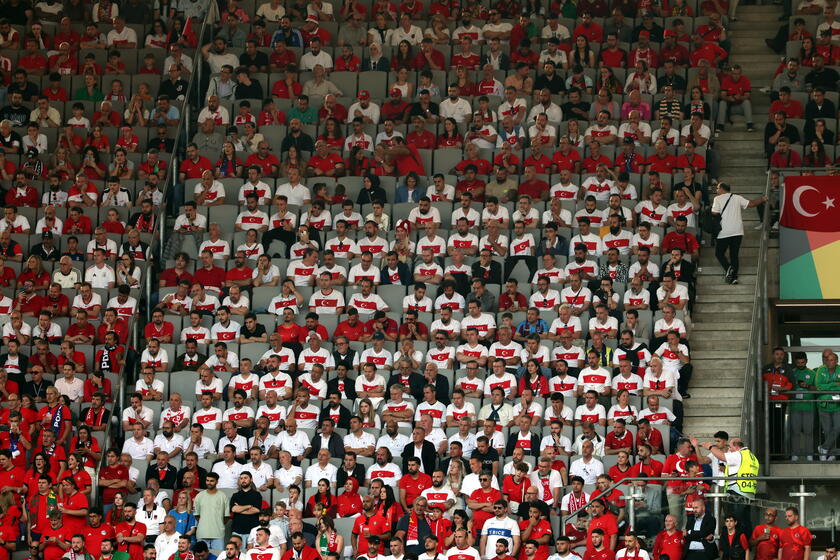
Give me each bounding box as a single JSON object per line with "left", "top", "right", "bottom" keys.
{"left": 696, "top": 437, "right": 759, "bottom": 536}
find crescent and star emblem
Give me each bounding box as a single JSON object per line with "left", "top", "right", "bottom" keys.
{"left": 791, "top": 185, "right": 835, "bottom": 218}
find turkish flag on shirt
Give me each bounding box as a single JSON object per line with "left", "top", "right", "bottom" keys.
{"left": 781, "top": 176, "right": 839, "bottom": 231}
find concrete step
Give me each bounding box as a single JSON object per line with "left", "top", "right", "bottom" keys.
{"left": 693, "top": 311, "right": 753, "bottom": 322}
{"left": 691, "top": 339, "right": 751, "bottom": 351}
{"left": 683, "top": 417, "right": 743, "bottom": 434}
{"left": 691, "top": 358, "right": 747, "bottom": 372}
{"left": 698, "top": 275, "right": 758, "bottom": 287}
{"left": 688, "top": 372, "right": 744, "bottom": 390}
{"left": 697, "top": 286, "right": 755, "bottom": 302}
{"left": 696, "top": 293, "right": 758, "bottom": 303}
{"left": 692, "top": 303, "right": 754, "bottom": 315}
{"left": 730, "top": 28, "right": 784, "bottom": 37}
{"left": 692, "top": 350, "right": 752, "bottom": 360}
{"left": 683, "top": 397, "right": 745, "bottom": 409}
{"left": 691, "top": 322, "right": 753, "bottom": 332}
{"left": 689, "top": 328, "right": 752, "bottom": 340}
{"left": 733, "top": 12, "right": 784, "bottom": 22}
{"left": 692, "top": 376, "right": 746, "bottom": 388}
{"left": 689, "top": 386, "right": 747, "bottom": 397}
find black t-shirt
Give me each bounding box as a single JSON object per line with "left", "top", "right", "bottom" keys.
{"left": 235, "top": 80, "right": 264, "bottom": 101}
{"left": 407, "top": 102, "right": 440, "bottom": 120}
{"left": 658, "top": 73, "right": 687, "bottom": 93}
{"left": 0, "top": 103, "right": 30, "bottom": 125}
{"left": 241, "top": 323, "right": 267, "bottom": 340}
{"left": 561, "top": 101, "right": 591, "bottom": 121}
{"left": 534, "top": 73, "right": 566, "bottom": 94}
{"left": 158, "top": 79, "right": 189, "bottom": 101}
{"left": 281, "top": 131, "right": 314, "bottom": 153}
{"left": 230, "top": 489, "right": 262, "bottom": 533}
{"left": 470, "top": 448, "right": 500, "bottom": 472}
{"left": 147, "top": 137, "right": 175, "bottom": 153}
{"left": 239, "top": 51, "right": 269, "bottom": 71}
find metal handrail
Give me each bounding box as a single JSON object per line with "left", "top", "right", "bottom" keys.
{"left": 739, "top": 170, "right": 772, "bottom": 470}
{"left": 90, "top": 320, "right": 133, "bottom": 506}
{"left": 562, "top": 474, "right": 838, "bottom": 535}
{"left": 147, "top": 8, "right": 216, "bottom": 323}
{"left": 95, "top": 10, "right": 215, "bottom": 505}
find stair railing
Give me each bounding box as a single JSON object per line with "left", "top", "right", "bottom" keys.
{"left": 741, "top": 170, "right": 772, "bottom": 471}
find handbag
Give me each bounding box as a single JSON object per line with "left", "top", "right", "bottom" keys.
{"left": 702, "top": 192, "right": 732, "bottom": 236}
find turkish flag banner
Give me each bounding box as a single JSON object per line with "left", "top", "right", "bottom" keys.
{"left": 781, "top": 176, "right": 840, "bottom": 232}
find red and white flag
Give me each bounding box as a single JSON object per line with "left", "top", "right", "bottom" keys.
{"left": 780, "top": 176, "right": 840, "bottom": 232}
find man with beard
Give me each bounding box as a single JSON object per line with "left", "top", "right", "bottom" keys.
{"left": 230, "top": 473, "right": 262, "bottom": 543}
{"left": 193, "top": 473, "right": 228, "bottom": 550}
{"left": 280, "top": 531, "right": 317, "bottom": 560}
{"left": 376, "top": 420, "right": 411, "bottom": 459}
{"left": 248, "top": 509, "right": 285, "bottom": 550}
{"left": 351, "top": 494, "right": 390, "bottom": 557}
{"left": 167, "top": 536, "right": 194, "bottom": 560}
{"left": 420, "top": 470, "right": 456, "bottom": 512}
{"left": 115, "top": 503, "right": 147, "bottom": 560}
{"left": 397, "top": 457, "right": 431, "bottom": 509}
{"left": 318, "top": 394, "right": 352, "bottom": 432}
{"left": 97, "top": 539, "right": 127, "bottom": 560}
{"left": 367, "top": 447, "right": 402, "bottom": 488}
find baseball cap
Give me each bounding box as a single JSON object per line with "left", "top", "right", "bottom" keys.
{"left": 306, "top": 14, "right": 318, "bottom": 22}
{"left": 372, "top": 332, "right": 385, "bottom": 340}
{"left": 42, "top": 231, "right": 53, "bottom": 239}
{"left": 663, "top": 29, "right": 677, "bottom": 38}
{"left": 638, "top": 30, "right": 651, "bottom": 38}
{"left": 389, "top": 88, "right": 401, "bottom": 96}
{"left": 358, "top": 90, "right": 371, "bottom": 100}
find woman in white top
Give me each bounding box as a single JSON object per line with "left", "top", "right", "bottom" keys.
{"left": 237, "top": 229, "right": 265, "bottom": 260}
{"left": 389, "top": 66, "right": 414, "bottom": 99}
{"left": 116, "top": 253, "right": 142, "bottom": 288}
{"left": 22, "top": 124, "right": 48, "bottom": 154}
{"left": 607, "top": 389, "right": 639, "bottom": 425}
{"left": 424, "top": 14, "right": 451, "bottom": 45}
{"left": 565, "top": 118, "right": 585, "bottom": 148}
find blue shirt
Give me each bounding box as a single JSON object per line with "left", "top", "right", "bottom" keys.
{"left": 516, "top": 319, "right": 549, "bottom": 337}
{"left": 168, "top": 508, "right": 196, "bottom": 539}
{"left": 271, "top": 29, "right": 304, "bottom": 48}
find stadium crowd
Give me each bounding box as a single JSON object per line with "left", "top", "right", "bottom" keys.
{"left": 0, "top": 1, "right": 824, "bottom": 560}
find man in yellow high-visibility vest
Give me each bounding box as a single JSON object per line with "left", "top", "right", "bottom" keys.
{"left": 695, "top": 437, "right": 760, "bottom": 536}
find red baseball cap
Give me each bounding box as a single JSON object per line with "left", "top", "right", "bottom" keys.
{"left": 390, "top": 88, "right": 402, "bottom": 96}
{"left": 638, "top": 30, "right": 651, "bottom": 38}
{"left": 663, "top": 29, "right": 677, "bottom": 38}
{"left": 358, "top": 90, "right": 371, "bottom": 100}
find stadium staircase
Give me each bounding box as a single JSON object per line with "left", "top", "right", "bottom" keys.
{"left": 681, "top": 5, "right": 780, "bottom": 438}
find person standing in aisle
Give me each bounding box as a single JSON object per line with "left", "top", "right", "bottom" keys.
{"left": 711, "top": 183, "right": 767, "bottom": 284}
